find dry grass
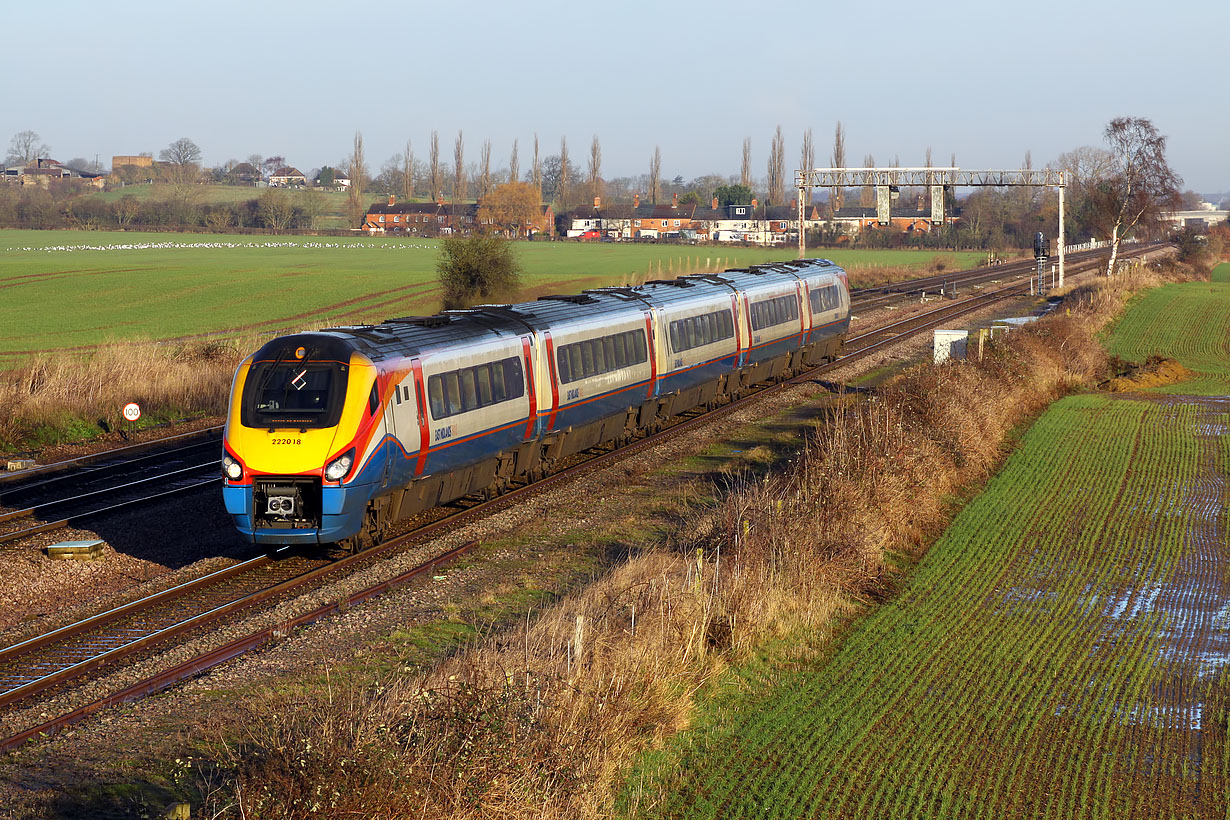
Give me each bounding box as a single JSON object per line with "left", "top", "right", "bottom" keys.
{"left": 845, "top": 253, "right": 985, "bottom": 289}
{"left": 182, "top": 260, "right": 1197, "bottom": 819}
{"left": 0, "top": 339, "right": 250, "bottom": 453}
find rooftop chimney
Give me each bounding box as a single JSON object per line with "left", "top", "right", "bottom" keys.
{"left": 388, "top": 194, "right": 396, "bottom": 207}
{"left": 672, "top": 192, "right": 679, "bottom": 208}
{"left": 752, "top": 197, "right": 758, "bottom": 209}
{"left": 712, "top": 196, "right": 718, "bottom": 210}
{"left": 437, "top": 195, "right": 444, "bottom": 206}
{"left": 634, "top": 193, "right": 640, "bottom": 208}
{"left": 594, "top": 196, "right": 601, "bottom": 208}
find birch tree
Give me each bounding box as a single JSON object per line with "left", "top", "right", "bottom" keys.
{"left": 1095, "top": 117, "right": 1181, "bottom": 275}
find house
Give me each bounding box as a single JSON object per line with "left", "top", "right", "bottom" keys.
{"left": 361, "top": 195, "right": 476, "bottom": 235}
{"left": 364, "top": 195, "right": 554, "bottom": 236}
{"left": 226, "top": 162, "right": 260, "bottom": 185}
{"left": 269, "top": 166, "right": 307, "bottom": 188}
{"left": 827, "top": 205, "right": 940, "bottom": 235}
{"left": 630, "top": 193, "right": 695, "bottom": 239}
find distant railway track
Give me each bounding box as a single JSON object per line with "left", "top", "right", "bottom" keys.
{"left": 0, "top": 242, "right": 1165, "bottom": 751}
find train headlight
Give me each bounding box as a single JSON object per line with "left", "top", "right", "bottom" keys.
{"left": 324, "top": 448, "right": 355, "bottom": 482}
{"left": 222, "top": 453, "right": 243, "bottom": 481}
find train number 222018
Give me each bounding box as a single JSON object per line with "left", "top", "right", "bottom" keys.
{"left": 271, "top": 438, "right": 301, "bottom": 445}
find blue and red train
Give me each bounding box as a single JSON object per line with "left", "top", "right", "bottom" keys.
{"left": 221, "top": 258, "right": 850, "bottom": 549}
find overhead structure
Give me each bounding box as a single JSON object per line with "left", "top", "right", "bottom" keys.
{"left": 796, "top": 167, "right": 1069, "bottom": 286}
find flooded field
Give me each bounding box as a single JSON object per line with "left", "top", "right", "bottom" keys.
{"left": 624, "top": 392, "right": 1230, "bottom": 818}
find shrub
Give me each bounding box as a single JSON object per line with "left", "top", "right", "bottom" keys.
{"left": 436, "top": 235, "right": 523, "bottom": 309}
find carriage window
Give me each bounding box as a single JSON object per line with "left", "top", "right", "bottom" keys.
{"left": 427, "top": 354, "right": 524, "bottom": 420}
{"left": 750, "top": 294, "right": 799, "bottom": 331}
{"left": 460, "top": 368, "right": 478, "bottom": 412}
{"left": 556, "top": 329, "right": 649, "bottom": 384}
{"left": 809, "top": 284, "right": 843, "bottom": 314}
{"left": 475, "top": 365, "right": 494, "bottom": 406}
{"left": 668, "top": 309, "right": 735, "bottom": 354}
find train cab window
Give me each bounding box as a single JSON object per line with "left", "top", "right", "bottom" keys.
{"left": 242, "top": 358, "right": 348, "bottom": 430}
{"left": 668, "top": 309, "right": 735, "bottom": 354}
{"left": 368, "top": 384, "right": 380, "bottom": 416}
{"left": 427, "top": 355, "right": 524, "bottom": 420}
{"left": 556, "top": 329, "right": 649, "bottom": 384}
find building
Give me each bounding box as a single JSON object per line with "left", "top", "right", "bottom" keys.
{"left": 268, "top": 166, "right": 307, "bottom": 187}
{"left": 2, "top": 158, "right": 105, "bottom": 188}
{"left": 364, "top": 195, "right": 554, "bottom": 236}
{"left": 827, "top": 205, "right": 941, "bottom": 236}
{"left": 111, "top": 155, "right": 154, "bottom": 170}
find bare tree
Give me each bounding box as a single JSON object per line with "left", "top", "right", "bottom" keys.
{"left": 6, "top": 130, "right": 51, "bottom": 165}
{"left": 860, "top": 153, "right": 876, "bottom": 207}
{"left": 1095, "top": 117, "right": 1182, "bottom": 275}
{"left": 767, "top": 125, "right": 785, "bottom": 206}
{"left": 347, "top": 131, "right": 367, "bottom": 227}
{"left": 403, "top": 140, "right": 415, "bottom": 201}
{"left": 452, "top": 130, "right": 466, "bottom": 201}
{"left": 587, "top": 135, "right": 602, "bottom": 201}
{"left": 741, "top": 138, "right": 752, "bottom": 189}
{"left": 830, "top": 122, "right": 846, "bottom": 212}
{"left": 649, "top": 145, "right": 662, "bottom": 205}
{"left": 557, "top": 136, "right": 570, "bottom": 208}
{"left": 509, "top": 139, "right": 519, "bottom": 187}
{"left": 478, "top": 139, "right": 492, "bottom": 200}
{"left": 799, "top": 127, "right": 814, "bottom": 208}
{"left": 428, "top": 131, "right": 442, "bottom": 201}
{"left": 531, "top": 134, "right": 542, "bottom": 195}
{"left": 160, "top": 137, "right": 202, "bottom": 166}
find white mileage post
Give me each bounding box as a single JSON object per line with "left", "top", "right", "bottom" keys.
{"left": 122, "top": 401, "right": 141, "bottom": 438}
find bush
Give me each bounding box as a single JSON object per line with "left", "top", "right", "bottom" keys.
{"left": 436, "top": 234, "right": 522, "bottom": 309}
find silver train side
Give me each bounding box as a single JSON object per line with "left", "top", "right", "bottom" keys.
{"left": 222, "top": 258, "right": 851, "bottom": 549}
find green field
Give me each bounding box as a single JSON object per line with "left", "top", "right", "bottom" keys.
{"left": 1103, "top": 264, "right": 1230, "bottom": 394}
{"left": 623, "top": 390, "right": 1230, "bottom": 818}
{"left": 89, "top": 183, "right": 356, "bottom": 229}
{"left": 0, "top": 230, "right": 982, "bottom": 363}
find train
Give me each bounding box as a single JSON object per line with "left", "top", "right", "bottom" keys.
{"left": 221, "top": 257, "right": 851, "bottom": 550}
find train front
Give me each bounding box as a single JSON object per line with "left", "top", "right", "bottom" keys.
{"left": 221, "top": 333, "right": 380, "bottom": 546}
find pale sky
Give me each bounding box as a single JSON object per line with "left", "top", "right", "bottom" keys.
{"left": 6, "top": 0, "right": 1227, "bottom": 193}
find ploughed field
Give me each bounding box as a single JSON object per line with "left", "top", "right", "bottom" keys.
{"left": 621, "top": 269, "right": 1230, "bottom": 818}
{"left": 0, "top": 229, "right": 983, "bottom": 363}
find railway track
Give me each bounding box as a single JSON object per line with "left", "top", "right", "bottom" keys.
{"left": 0, "top": 430, "right": 223, "bottom": 547}
{"left": 0, "top": 242, "right": 1165, "bottom": 751}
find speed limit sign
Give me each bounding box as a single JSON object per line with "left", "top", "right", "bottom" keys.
{"left": 122, "top": 402, "right": 142, "bottom": 422}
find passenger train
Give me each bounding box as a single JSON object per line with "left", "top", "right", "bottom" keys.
{"left": 222, "top": 258, "right": 850, "bottom": 549}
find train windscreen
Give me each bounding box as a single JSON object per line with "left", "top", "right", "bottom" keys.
{"left": 241, "top": 361, "right": 348, "bottom": 429}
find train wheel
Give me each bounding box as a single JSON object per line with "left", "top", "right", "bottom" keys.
{"left": 341, "top": 507, "right": 388, "bottom": 553}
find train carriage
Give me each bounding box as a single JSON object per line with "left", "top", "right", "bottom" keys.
{"left": 222, "top": 258, "right": 850, "bottom": 549}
